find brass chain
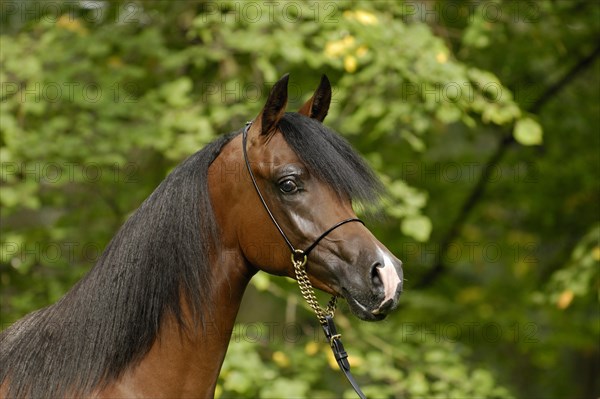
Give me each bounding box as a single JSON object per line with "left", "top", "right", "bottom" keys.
{"left": 292, "top": 250, "right": 337, "bottom": 325}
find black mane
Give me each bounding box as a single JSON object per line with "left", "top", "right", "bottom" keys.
{"left": 0, "top": 132, "right": 236, "bottom": 398}
{"left": 0, "top": 113, "right": 383, "bottom": 398}
{"left": 279, "top": 113, "right": 384, "bottom": 208}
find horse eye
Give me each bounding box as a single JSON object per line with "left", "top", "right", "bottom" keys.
{"left": 279, "top": 179, "right": 298, "bottom": 194}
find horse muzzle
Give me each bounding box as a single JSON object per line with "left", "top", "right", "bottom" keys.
{"left": 341, "top": 249, "right": 403, "bottom": 321}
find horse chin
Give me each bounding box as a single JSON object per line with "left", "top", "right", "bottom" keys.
{"left": 342, "top": 288, "right": 387, "bottom": 322}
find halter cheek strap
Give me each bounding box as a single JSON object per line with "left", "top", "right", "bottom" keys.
{"left": 242, "top": 121, "right": 364, "bottom": 260}
{"left": 242, "top": 121, "right": 367, "bottom": 399}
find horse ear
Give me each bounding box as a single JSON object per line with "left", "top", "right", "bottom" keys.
{"left": 259, "top": 74, "right": 289, "bottom": 136}
{"left": 298, "top": 74, "right": 331, "bottom": 122}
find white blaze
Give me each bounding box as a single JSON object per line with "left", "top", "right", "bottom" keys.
{"left": 377, "top": 247, "right": 401, "bottom": 304}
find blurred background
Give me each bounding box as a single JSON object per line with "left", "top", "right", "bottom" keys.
{"left": 1, "top": 1, "right": 598, "bottom": 398}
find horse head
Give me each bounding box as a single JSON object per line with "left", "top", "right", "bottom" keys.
{"left": 214, "top": 74, "right": 404, "bottom": 321}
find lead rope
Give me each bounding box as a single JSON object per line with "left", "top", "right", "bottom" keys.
{"left": 291, "top": 250, "right": 337, "bottom": 324}
{"left": 243, "top": 121, "right": 367, "bottom": 399}
{"left": 292, "top": 255, "right": 367, "bottom": 399}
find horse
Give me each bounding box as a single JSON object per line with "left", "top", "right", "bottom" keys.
{"left": 0, "top": 74, "right": 404, "bottom": 398}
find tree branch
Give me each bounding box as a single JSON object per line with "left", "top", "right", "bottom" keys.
{"left": 417, "top": 43, "right": 600, "bottom": 288}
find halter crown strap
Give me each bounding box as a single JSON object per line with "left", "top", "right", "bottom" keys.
{"left": 242, "top": 122, "right": 295, "bottom": 253}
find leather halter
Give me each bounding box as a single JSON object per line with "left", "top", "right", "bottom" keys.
{"left": 242, "top": 121, "right": 364, "bottom": 261}
{"left": 242, "top": 121, "right": 367, "bottom": 399}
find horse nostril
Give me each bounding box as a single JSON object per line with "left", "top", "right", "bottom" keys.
{"left": 370, "top": 262, "right": 383, "bottom": 287}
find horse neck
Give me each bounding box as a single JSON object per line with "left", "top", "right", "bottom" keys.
{"left": 97, "top": 245, "right": 252, "bottom": 398}
{"left": 98, "top": 136, "right": 256, "bottom": 397}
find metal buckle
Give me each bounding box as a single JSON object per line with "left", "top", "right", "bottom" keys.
{"left": 291, "top": 249, "right": 307, "bottom": 266}
{"left": 329, "top": 333, "right": 342, "bottom": 347}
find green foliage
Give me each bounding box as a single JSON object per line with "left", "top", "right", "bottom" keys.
{"left": 1, "top": 1, "right": 598, "bottom": 398}
{"left": 514, "top": 117, "right": 543, "bottom": 146}
{"left": 217, "top": 318, "right": 515, "bottom": 399}
{"left": 544, "top": 225, "right": 600, "bottom": 307}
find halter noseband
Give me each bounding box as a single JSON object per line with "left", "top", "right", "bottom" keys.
{"left": 242, "top": 121, "right": 367, "bottom": 399}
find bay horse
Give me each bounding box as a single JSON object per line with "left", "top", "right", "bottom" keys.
{"left": 0, "top": 74, "right": 403, "bottom": 398}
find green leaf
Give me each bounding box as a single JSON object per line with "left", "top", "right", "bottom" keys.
{"left": 251, "top": 273, "right": 271, "bottom": 291}
{"left": 260, "top": 378, "right": 309, "bottom": 399}
{"left": 514, "top": 117, "right": 543, "bottom": 146}
{"left": 401, "top": 215, "right": 432, "bottom": 242}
